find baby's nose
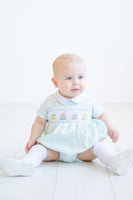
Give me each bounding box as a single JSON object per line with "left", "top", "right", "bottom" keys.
{"left": 73, "top": 78, "right": 79, "bottom": 85}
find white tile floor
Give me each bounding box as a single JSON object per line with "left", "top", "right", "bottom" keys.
{"left": 0, "top": 103, "right": 133, "bottom": 200}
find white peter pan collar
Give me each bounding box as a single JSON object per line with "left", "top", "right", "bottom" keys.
{"left": 54, "top": 90, "right": 87, "bottom": 104}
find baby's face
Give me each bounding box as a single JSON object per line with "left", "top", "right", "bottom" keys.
{"left": 52, "top": 61, "right": 86, "bottom": 98}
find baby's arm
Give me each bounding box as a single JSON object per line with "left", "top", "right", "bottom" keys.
{"left": 96, "top": 112, "right": 119, "bottom": 143}
{"left": 25, "top": 116, "right": 47, "bottom": 153}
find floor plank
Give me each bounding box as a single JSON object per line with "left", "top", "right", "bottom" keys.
{"left": 0, "top": 103, "right": 133, "bottom": 200}
{"left": 55, "top": 161, "right": 116, "bottom": 200}
{"left": 0, "top": 162, "right": 58, "bottom": 200}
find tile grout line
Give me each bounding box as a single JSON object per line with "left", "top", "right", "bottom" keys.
{"left": 106, "top": 168, "right": 118, "bottom": 200}
{"left": 53, "top": 161, "right": 59, "bottom": 200}
{"left": 13, "top": 133, "right": 28, "bottom": 158}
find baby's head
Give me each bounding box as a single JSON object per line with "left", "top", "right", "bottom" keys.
{"left": 52, "top": 53, "right": 86, "bottom": 98}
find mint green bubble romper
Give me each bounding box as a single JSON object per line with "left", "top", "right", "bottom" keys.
{"left": 37, "top": 91, "right": 107, "bottom": 162}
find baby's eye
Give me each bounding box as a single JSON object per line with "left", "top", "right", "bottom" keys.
{"left": 78, "top": 76, "right": 84, "bottom": 80}
{"left": 66, "top": 77, "right": 72, "bottom": 80}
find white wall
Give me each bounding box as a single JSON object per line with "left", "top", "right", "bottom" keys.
{"left": 0, "top": 0, "right": 133, "bottom": 103}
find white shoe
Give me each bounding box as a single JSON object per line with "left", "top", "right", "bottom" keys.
{"left": 0, "top": 159, "right": 35, "bottom": 177}
{"left": 109, "top": 149, "right": 133, "bottom": 175}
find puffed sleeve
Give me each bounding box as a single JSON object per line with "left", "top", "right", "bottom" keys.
{"left": 36, "top": 96, "right": 50, "bottom": 120}
{"left": 91, "top": 97, "right": 103, "bottom": 118}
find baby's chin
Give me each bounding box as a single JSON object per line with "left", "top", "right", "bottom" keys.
{"left": 59, "top": 89, "right": 84, "bottom": 99}
{"left": 67, "top": 91, "right": 83, "bottom": 98}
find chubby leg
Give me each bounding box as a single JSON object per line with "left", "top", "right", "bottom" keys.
{"left": 44, "top": 146, "right": 59, "bottom": 161}
{"left": 24, "top": 144, "right": 59, "bottom": 164}
{"left": 93, "top": 142, "right": 133, "bottom": 175}
{"left": 78, "top": 142, "right": 133, "bottom": 175}
{"left": 0, "top": 144, "right": 59, "bottom": 177}
{"left": 77, "top": 147, "right": 97, "bottom": 161}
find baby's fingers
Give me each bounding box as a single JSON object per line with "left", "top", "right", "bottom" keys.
{"left": 25, "top": 145, "right": 29, "bottom": 153}
{"left": 25, "top": 140, "right": 36, "bottom": 153}
{"left": 25, "top": 142, "right": 31, "bottom": 153}
{"left": 112, "top": 131, "right": 119, "bottom": 142}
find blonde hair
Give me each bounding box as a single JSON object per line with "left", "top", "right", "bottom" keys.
{"left": 52, "top": 53, "right": 85, "bottom": 77}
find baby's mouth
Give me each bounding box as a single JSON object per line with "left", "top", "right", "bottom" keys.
{"left": 71, "top": 86, "right": 80, "bottom": 91}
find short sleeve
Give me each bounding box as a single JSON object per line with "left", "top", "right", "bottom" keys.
{"left": 91, "top": 97, "right": 103, "bottom": 118}
{"left": 36, "top": 97, "right": 50, "bottom": 120}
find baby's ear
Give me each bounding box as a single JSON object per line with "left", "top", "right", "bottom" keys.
{"left": 52, "top": 77, "right": 58, "bottom": 88}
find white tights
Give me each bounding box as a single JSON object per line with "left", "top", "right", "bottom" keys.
{"left": 24, "top": 144, "right": 48, "bottom": 167}
{"left": 1, "top": 142, "right": 133, "bottom": 176}
{"left": 93, "top": 142, "right": 133, "bottom": 175}
{"left": 93, "top": 142, "right": 117, "bottom": 166}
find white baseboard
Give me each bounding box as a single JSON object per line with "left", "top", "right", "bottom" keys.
{"left": 0, "top": 85, "right": 133, "bottom": 103}
{"left": 86, "top": 85, "right": 133, "bottom": 103}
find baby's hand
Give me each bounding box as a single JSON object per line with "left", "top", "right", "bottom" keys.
{"left": 25, "top": 140, "right": 37, "bottom": 153}
{"left": 108, "top": 129, "right": 120, "bottom": 143}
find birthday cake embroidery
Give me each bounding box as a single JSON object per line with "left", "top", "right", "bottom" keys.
{"left": 51, "top": 114, "right": 56, "bottom": 120}
{"left": 82, "top": 113, "right": 88, "bottom": 120}
{"left": 71, "top": 113, "right": 78, "bottom": 120}
{"left": 60, "top": 112, "right": 67, "bottom": 120}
